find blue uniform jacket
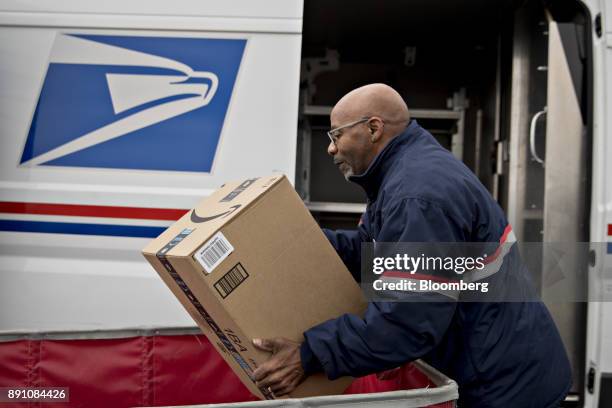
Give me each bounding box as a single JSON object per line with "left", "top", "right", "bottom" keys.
{"left": 300, "top": 120, "right": 572, "bottom": 408}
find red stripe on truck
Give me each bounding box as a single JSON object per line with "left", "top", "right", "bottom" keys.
{"left": 0, "top": 201, "right": 188, "bottom": 221}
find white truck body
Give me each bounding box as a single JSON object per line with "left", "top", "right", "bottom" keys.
{"left": 0, "top": 0, "right": 302, "bottom": 331}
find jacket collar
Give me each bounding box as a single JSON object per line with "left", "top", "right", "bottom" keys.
{"left": 348, "top": 119, "right": 420, "bottom": 201}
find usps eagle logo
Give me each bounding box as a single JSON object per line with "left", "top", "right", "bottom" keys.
{"left": 20, "top": 34, "right": 246, "bottom": 172}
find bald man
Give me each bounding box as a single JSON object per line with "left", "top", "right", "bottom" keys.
{"left": 326, "top": 84, "right": 411, "bottom": 180}
{"left": 253, "top": 84, "right": 571, "bottom": 407}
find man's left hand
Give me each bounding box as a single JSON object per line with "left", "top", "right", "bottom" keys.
{"left": 252, "top": 337, "right": 306, "bottom": 397}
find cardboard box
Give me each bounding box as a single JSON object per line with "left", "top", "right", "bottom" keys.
{"left": 142, "top": 175, "right": 367, "bottom": 399}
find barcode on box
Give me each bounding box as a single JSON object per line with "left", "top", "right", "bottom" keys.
{"left": 214, "top": 263, "right": 249, "bottom": 298}
{"left": 194, "top": 231, "right": 234, "bottom": 274}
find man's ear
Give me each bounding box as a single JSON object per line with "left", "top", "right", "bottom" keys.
{"left": 369, "top": 118, "right": 384, "bottom": 142}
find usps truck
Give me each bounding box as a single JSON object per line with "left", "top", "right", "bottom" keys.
{"left": 0, "top": 0, "right": 610, "bottom": 406}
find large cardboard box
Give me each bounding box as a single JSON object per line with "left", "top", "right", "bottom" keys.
{"left": 142, "top": 175, "right": 367, "bottom": 399}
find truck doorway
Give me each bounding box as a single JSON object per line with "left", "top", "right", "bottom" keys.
{"left": 297, "top": 0, "right": 593, "bottom": 405}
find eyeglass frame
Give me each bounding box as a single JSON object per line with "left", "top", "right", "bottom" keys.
{"left": 327, "top": 117, "right": 371, "bottom": 145}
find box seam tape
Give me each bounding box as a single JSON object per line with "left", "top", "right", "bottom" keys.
{"left": 155, "top": 228, "right": 274, "bottom": 400}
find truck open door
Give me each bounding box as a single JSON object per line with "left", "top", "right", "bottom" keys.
{"left": 506, "top": 3, "right": 595, "bottom": 404}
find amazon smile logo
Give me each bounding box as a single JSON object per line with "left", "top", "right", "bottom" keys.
{"left": 190, "top": 204, "right": 241, "bottom": 223}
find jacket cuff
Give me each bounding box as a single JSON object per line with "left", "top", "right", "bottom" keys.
{"left": 300, "top": 339, "right": 324, "bottom": 375}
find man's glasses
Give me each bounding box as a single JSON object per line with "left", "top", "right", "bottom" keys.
{"left": 327, "top": 117, "right": 370, "bottom": 145}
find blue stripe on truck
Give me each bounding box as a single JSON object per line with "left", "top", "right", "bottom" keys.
{"left": 0, "top": 220, "right": 164, "bottom": 238}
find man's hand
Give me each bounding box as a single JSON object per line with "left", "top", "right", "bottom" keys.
{"left": 252, "top": 337, "right": 306, "bottom": 397}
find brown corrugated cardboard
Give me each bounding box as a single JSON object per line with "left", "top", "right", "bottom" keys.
{"left": 142, "top": 175, "right": 367, "bottom": 400}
